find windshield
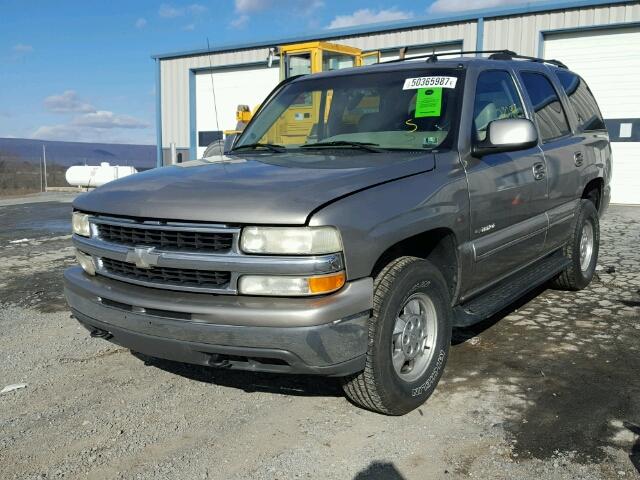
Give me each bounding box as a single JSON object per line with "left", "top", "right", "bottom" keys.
{"left": 234, "top": 69, "right": 463, "bottom": 152}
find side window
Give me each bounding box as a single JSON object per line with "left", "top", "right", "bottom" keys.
{"left": 473, "top": 70, "right": 526, "bottom": 142}
{"left": 555, "top": 70, "right": 606, "bottom": 131}
{"left": 520, "top": 72, "right": 571, "bottom": 142}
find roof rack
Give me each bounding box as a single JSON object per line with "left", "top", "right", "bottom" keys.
{"left": 380, "top": 49, "right": 568, "bottom": 69}
{"left": 487, "top": 50, "right": 568, "bottom": 69}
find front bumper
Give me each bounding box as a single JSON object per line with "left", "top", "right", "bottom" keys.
{"left": 64, "top": 267, "right": 373, "bottom": 376}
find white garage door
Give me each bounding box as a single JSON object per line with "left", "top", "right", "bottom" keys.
{"left": 195, "top": 65, "right": 279, "bottom": 157}
{"left": 380, "top": 43, "right": 462, "bottom": 62}
{"left": 544, "top": 27, "right": 640, "bottom": 204}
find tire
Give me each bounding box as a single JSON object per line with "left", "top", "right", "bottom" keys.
{"left": 550, "top": 199, "right": 600, "bottom": 291}
{"left": 341, "top": 256, "right": 452, "bottom": 415}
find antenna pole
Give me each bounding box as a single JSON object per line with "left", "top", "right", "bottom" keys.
{"left": 42, "top": 144, "right": 48, "bottom": 192}
{"left": 206, "top": 38, "right": 223, "bottom": 161}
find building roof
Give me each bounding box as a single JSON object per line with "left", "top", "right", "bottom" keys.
{"left": 151, "top": 0, "right": 631, "bottom": 60}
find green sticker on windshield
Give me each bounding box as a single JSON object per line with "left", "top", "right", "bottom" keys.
{"left": 415, "top": 88, "right": 442, "bottom": 118}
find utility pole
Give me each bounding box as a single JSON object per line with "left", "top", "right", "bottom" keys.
{"left": 39, "top": 155, "right": 43, "bottom": 192}
{"left": 42, "top": 144, "right": 48, "bottom": 191}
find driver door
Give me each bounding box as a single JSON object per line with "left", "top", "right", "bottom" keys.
{"left": 463, "top": 69, "right": 548, "bottom": 292}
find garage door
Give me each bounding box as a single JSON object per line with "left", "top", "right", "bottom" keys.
{"left": 380, "top": 42, "right": 462, "bottom": 62}
{"left": 544, "top": 27, "right": 640, "bottom": 204}
{"left": 195, "top": 65, "right": 279, "bottom": 157}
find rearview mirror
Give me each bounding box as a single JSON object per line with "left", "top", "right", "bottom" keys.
{"left": 472, "top": 118, "right": 538, "bottom": 157}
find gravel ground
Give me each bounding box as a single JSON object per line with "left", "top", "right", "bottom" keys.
{"left": 0, "top": 193, "right": 638, "bottom": 480}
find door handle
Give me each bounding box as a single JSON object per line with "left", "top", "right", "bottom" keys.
{"left": 532, "top": 162, "right": 546, "bottom": 180}
{"left": 574, "top": 151, "right": 584, "bottom": 167}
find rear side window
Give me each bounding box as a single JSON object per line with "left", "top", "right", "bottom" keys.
{"left": 473, "top": 70, "right": 526, "bottom": 142}
{"left": 520, "top": 72, "right": 571, "bottom": 142}
{"left": 555, "top": 70, "right": 606, "bottom": 131}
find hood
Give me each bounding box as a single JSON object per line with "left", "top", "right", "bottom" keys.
{"left": 73, "top": 151, "right": 435, "bottom": 225}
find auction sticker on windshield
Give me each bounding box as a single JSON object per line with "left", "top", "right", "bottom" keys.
{"left": 403, "top": 76, "right": 457, "bottom": 90}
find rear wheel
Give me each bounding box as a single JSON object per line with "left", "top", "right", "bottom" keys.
{"left": 551, "top": 199, "right": 600, "bottom": 290}
{"left": 341, "top": 256, "right": 451, "bottom": 415}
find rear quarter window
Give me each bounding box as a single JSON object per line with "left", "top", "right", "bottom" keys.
{"left": 555, "top": 70, "right": 606, "bottom": 132}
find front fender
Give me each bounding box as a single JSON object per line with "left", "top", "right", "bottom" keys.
{"left": 309, "top": 154, "right": 469, "bottom": 280}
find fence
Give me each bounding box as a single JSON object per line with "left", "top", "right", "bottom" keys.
{"left": 0, "top": 153, "right": 74, "bottom": 196}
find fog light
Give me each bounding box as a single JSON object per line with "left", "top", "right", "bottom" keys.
{"left": 75, "top": 249, "right": 96, "bottom": 276}
{"left": 238, "top": 271, "right": 345, "bottom": 296}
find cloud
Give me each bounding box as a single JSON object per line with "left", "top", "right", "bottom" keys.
{"left": 159, "top": 3, "right": 184, "bottom": 18}
{"left": 12, "top": 44, "right": 34, "bottom": 54}
{"left": 159, "top": 3, "right": 207, "bottom": 18}
{"left": 135, "top": 17, "right": 147, "bottom": 28}
{"left": 327, "top": 8, "right": 413, "bottom": 29}
{"left": 428, "top": 0, "right": 544, "bottom": 13}
{"left": 44, "top": 91, "right": 96, "bottom": 114}
{"left": 232, "top": 0, "right": 323, "bottom": 26}
{"left": 237, "top": 0, "right": 323, "bottom": 15}
{"left": 31, "top": 124, "right": 154, "bottom": 144}
{"left": 32, "top": 112, "right": 151, "bottom": 143}
{"left": 188, "top": 3, "right": 207, "bottom": 15}
{"left": 183, "top": 23, "right": 196, "bottom": 31}
{"left": 71, "top": 111, "right": 149, "bottom": 129}
{"left": 34, "top": 90, "right": 152, "bottom": 143}
{"left": 297, "top": 0, "right": 324, "bottom": 16}
{"left": 229, "top": 14, "right": 249, "bottom": 28}
{"left": 234, "top": 0, "right": 264, "bottom": 14}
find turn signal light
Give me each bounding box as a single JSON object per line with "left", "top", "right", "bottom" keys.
{"left": 238, "top": 271, "right": 346, "bottom": 296}
{"left": 308, "top": 271, "right": 346, "bottom": 294}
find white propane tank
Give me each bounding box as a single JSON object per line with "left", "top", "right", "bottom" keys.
{"left": 65, "top": 162, "right": 137, "bottom": 188}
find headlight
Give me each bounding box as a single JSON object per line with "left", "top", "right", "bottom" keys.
{"left": 238, "top": 271, "right": 345, "bottom": 296}
{"left": 75, "top": 249, "right": 96, "bottom": 276}
{"left": 72, "top": 211, "right": 90, "bottom": 237}
{"left": 240, "top": 226, "right": 342, "bottom": 255}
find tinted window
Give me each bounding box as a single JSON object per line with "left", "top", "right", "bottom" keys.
{"left": 473, "top": 70, "right": 526, "bottom": 142}
{"left": 520, "top": 72, "right": 571, "bottom": 142}
{"left": 555, "top": 70, "right": 606, "bottom": 131}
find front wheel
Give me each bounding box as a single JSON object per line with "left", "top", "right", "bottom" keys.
{"left": 341, "top": 257, "right": 452, "bottom": 415}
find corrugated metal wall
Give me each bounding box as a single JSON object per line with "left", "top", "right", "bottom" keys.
{"left": 159, "top": 2, "right": 640, "bottom": 151}
{"left": 483, "top": 2, "right": 640, "bottom": 54}
{"left": 160, "top": 48, "right": 272, "bottom": 149}
{"left": 331, "top": 21, "right": 477, "bottom": 51}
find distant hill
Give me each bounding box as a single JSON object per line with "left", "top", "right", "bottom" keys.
{"left": 0, "top": 137, "right": 156, "bottom": 170}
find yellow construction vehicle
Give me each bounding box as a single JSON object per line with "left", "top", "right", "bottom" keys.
{"left": 222, "top": 41, "right": 379, "bottom": 147}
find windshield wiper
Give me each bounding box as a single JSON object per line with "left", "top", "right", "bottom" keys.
{"left": 232, "top": 142, "right": 285, "bottom": 153}
{"left": 300, "top": 141, "right": 383, "bottom": 152}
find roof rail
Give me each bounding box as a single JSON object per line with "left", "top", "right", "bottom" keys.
{"left": 380, "top": 49, "right": 568, "bottom": 69}
{"left": 487, "top": 50, "right": 568, "bottom": 69}
{"left": 380, "top": 49, "right": 508, "bottom": 64}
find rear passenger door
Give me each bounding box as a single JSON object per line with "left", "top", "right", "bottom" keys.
{"left": 518, "top": 70, "right": 582, "bottom": 252}
{"left": 464, "top": 70, "right": 548, "bottom": 292}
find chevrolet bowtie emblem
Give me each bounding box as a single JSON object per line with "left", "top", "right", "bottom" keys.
{"left": 125, "top": 247, "right": 160, "bottom": 269}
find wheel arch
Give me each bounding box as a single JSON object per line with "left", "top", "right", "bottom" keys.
{"left": 582, "top": 177, "right": 604, "bottom": 212}
{"left": 370, "top": 228, "right": 460, "bottom": 304}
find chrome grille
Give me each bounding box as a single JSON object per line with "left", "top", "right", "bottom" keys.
{"left": 97, "top": 222, "right": 233, "bottom": 253}
{"left": 76, "top": 215, "right": 342, "bottom": 295}
{"left": 101, "top": 258, "right": 231, "bottom": 290}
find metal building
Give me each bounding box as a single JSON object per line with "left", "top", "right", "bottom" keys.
{"left": 153, "top": 0, "right": 640, "bottom": 204}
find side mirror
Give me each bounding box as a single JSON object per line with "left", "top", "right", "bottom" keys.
{"left": 472, "top": 118, "right": 538, "bottom": 157}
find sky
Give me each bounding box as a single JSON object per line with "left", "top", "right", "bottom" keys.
{"left": 1, "top": 0, "right": 538, "bottom": 145}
